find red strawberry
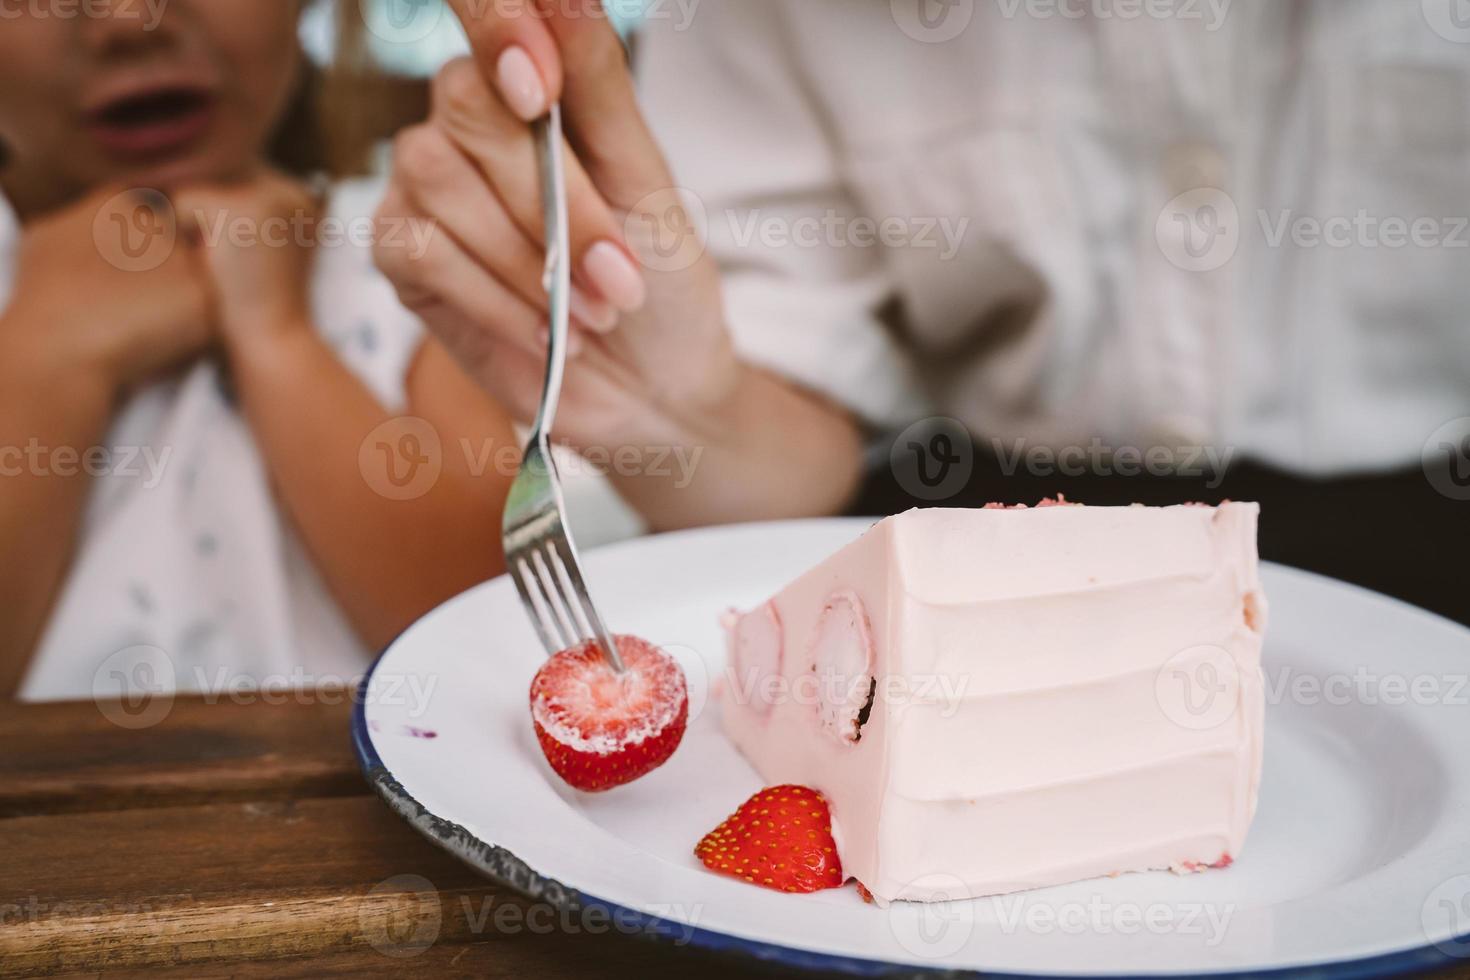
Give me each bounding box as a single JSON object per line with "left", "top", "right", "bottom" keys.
{"left": 529, "top": 635, "right": 688, "bottom": 792}
{"left": 695, "top": 785, "right": 845, "bottom": 893}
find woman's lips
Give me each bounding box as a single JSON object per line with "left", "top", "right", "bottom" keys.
{"left": 84, "top": 88, "right": 218, "bottom": 161}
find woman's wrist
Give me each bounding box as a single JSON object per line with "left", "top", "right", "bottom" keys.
{"left": 609, "top": 359, "right": 864, "bottom": 530}
{"left": 218, "top": 307, "right": 316, "bottom": 371}
{"left": 0, "top": 305, "right": 121, "bottom": 404}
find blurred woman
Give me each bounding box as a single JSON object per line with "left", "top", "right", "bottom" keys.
{"left": 0, "top": 1, "right": 527, "bottom": 698}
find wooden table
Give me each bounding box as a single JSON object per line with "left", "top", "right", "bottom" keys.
{"left": 1, "top": 697, "right": 1466, "bottom": 978}
{"left": 0, "top": 697, "right": 785, "bottom": 978}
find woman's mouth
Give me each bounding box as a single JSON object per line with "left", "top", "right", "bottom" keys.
{"left": 85, "top": 85, "right": 217, "bottom": 160}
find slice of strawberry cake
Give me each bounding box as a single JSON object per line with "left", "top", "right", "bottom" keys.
{"left": 719, "top": 501, "right": 1267, "bottom": 903}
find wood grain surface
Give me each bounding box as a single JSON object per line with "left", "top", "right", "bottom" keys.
{"left": 1, "top": 697, "right": 1465, "bottom": 979}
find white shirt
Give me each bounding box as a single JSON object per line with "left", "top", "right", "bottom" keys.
{"left": 637, "top": 0, "right": 1470, "bottom": 473}
{"left": 4, "top": 178, "right": 426, "bottom": 701}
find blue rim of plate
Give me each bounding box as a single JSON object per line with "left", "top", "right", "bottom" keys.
{"left": 351, "top": 652, "right": 1470, "bottom": 979}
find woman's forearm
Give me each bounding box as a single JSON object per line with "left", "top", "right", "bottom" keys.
{"left": 0, "top": 318, "right": 118, "bottom": 695}
{"left": 609, "top": 363, "right": 865, "bottom": 532}
{"left": 226, "top": 326, "right": 511, "bottom": 653}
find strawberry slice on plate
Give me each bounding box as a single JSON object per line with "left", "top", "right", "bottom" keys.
{"left": 529, "top": 635, "right": 688, "bottom": 792}
{"left": 695, "top": 785, "right": 846, "bottom": 894}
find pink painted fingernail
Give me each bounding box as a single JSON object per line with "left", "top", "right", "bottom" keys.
{"left": 570, "top": 287, "right": 618, "bottom": 333}
{"left": 582, "top": 241, "right": 646, "bottom": 313}
{"left": 496, "top": 46, "right": 547, "bottom": 122}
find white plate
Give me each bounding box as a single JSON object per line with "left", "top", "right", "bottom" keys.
{"left": 354, "top": 519, "right": 1470, "bottom": 977}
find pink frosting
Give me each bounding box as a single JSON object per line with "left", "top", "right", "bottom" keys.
{"left": 720, "top": 503, "right": 1267, "bottom": 903}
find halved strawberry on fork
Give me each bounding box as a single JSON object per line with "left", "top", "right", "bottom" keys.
{"left": 529, "top": 635, "right": 688, "bottom": 792}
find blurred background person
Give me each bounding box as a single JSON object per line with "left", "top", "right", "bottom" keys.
{"left": 0, "top": 0, "right": 524, "bottom": 699}
{"left": 373, "top": 0, "right": 1469, "bottom": 625}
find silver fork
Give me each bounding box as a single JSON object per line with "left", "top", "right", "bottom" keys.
{"left": 501, "top": 104, "right": 624, "bottom": 672}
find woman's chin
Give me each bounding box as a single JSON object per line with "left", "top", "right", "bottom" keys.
{"left": 107, "top": 145, "right": 256, "bottom": 192}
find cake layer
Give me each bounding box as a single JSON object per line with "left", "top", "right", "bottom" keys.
{"left": 719, "top": 503, "right": 1267, "bottom": 903}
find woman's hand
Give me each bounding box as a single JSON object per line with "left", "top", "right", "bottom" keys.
{"left": 372, "top": 3, "right": 741, "bottom": 455}
{"left": 374, "top": 0, "right": 865, "bottom": 527}
{"left": 171, "top": 170, "right": 319, "bottom": 356}
{"left": 1, "top": 185, "right": 213, "bottom": 395}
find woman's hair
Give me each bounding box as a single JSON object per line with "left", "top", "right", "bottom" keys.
{"left": 274, "top": 1, "right": 430, "bottom": 178}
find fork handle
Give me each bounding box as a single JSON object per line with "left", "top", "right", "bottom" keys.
{"left": 529, "top": 103, "right": 570, "bottom": 444}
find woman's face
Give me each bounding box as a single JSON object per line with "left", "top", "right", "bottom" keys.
{"left": 0, "top": 0, "right": 305, "bottom": 214}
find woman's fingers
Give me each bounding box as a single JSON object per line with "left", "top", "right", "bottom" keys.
{"left": 428, "top": 58, "right": 646, "bottom": 313}
{"left": 373, "top": 181, "right": 548, "bottom": 358}
{"left": 444, "top": 0, "right": 562, "bottom": 121}
{"left": 389, "top": 124, "right": 616, "bottom": 331}
{"left": 542, "top": 0, "right": 674, "bottom": 208}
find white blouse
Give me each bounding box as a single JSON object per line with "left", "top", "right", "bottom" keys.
{"left": 636, "top": 0, "right": 1470, "bottom": 474}
{"left": 4, "top": 178, "right": 426, "bottom": 701}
